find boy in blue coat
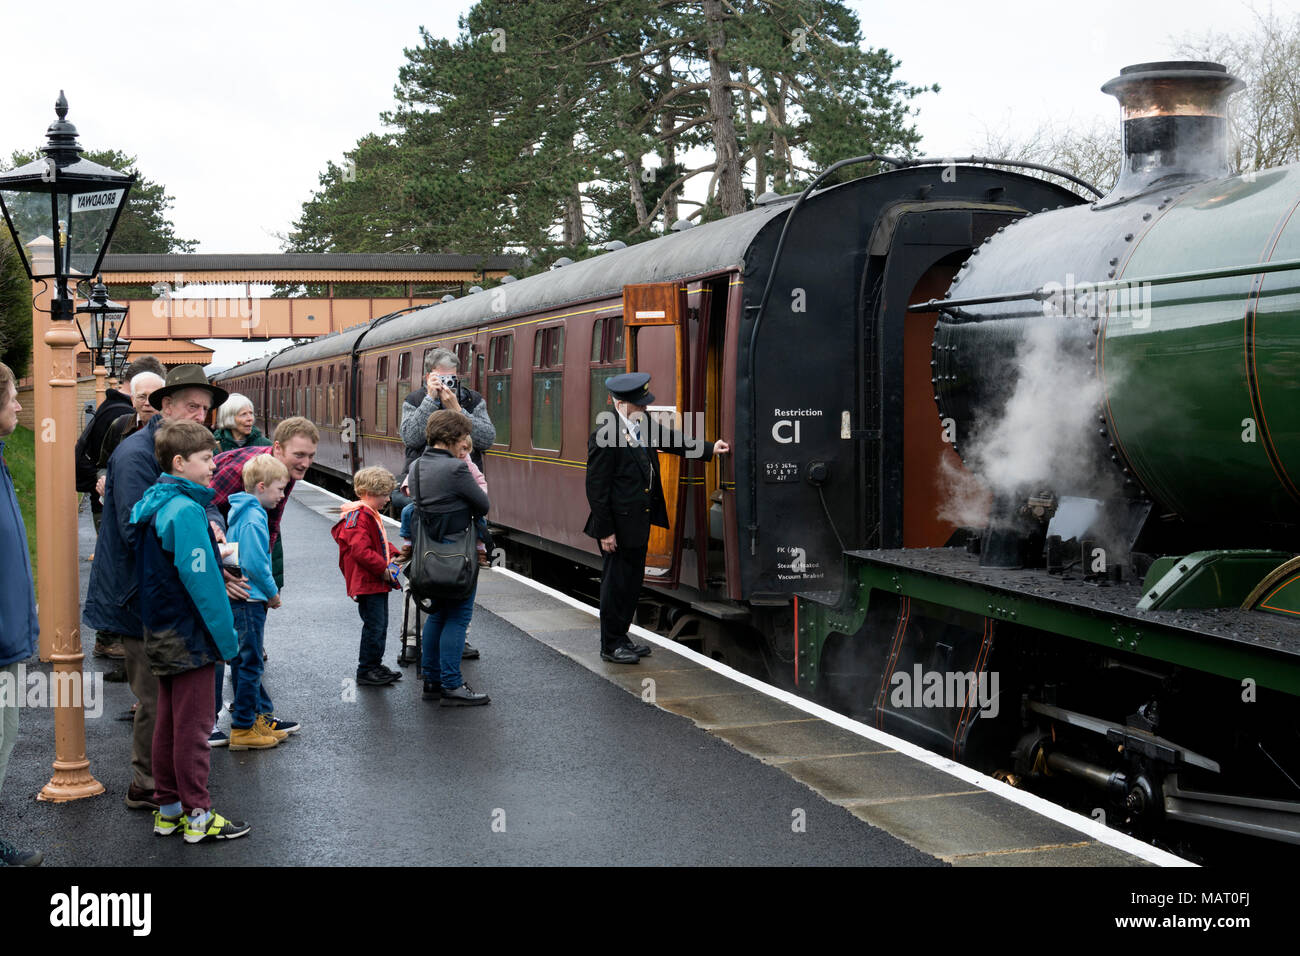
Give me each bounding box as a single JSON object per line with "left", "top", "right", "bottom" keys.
{"left": 130, "top": 421, "right": 249, "bottom": 844}
{"left": 224, "top": 453, "right": 289, "bottom": 750}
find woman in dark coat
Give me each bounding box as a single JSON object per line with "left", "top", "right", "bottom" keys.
{"left": 408, "top": 410, "right": 490, "bottom": 707}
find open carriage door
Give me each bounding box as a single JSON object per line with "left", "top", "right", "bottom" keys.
{"left": 623, "top": 281, "right": 689, "bottom": 586}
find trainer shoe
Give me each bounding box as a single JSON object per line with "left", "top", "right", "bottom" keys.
{"left": 258, "top": 714, "right": 300, "bottom": 735}
{"left": 152, "top": 811, "right": 185, "bottom": 836}
{"left": 208, "top": 729, "right": 229, "bottom": 748}
{"left": 357, "top": 667, "right": 398, "bottom": 686}
{"left": 124, "top": 783, "right": 160, "bottom": 811}
{"left": 440, "top": 683, "right": 490, "bottom": 707}
{"left": 230, "top": 725, "right": 279, "bottom": 750}
{"left": 462, "top": 642, "right": 480, "bottom": 660}
{"left": 183, "top": 810, "right": 251, "bottom": 844}
{"left": 0, "top": 837, "right": 43, "bottom": 866}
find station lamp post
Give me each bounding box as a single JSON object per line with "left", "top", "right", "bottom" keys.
{"left": 0, "top": 92, "right": 134, "bottom": 802}
{"left": 75, "top": 277, "right": 127, "bottom": 408}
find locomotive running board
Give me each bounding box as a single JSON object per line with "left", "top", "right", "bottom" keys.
{"left": 1163, "top": 773, "right": 1300, "bottom": 845}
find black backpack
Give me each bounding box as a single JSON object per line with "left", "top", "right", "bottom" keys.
{"left": 405, "top": 459, "right": 477, "bottom": 610}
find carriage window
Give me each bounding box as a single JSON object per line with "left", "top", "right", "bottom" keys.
{"left": 455, "top": 341, "right": 472, "bottom": 375}
{"left": 589, "top": 314, "right": 626, "bottom": 433}
{"left": 487, "top": 333, "right": 513, "bottom": 446}
{"left": 531, "top": 326, "right": 564, "bottom": 451}
{"left": 396, "top": 352, "right": 411, "bottom": 405}
{"left": 375, "top": 356, "right": 389, "bottom": 434}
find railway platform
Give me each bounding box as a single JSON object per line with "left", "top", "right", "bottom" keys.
{"left": 0, "top": 483, "right": 1186, "bottom": 867}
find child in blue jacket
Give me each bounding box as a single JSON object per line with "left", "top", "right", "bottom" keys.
{"left": 130, "top": 421, "right": 248, "bottom": 844}
{"left": 224, "top": 454, "right": 289, "bottom": 750}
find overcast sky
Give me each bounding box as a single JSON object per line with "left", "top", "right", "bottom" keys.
{"left": 1, "top": 0, "right": 1289, "bottom": 365}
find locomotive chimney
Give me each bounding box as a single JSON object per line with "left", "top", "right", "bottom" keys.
{"left": 1099, "top": 61, "right": 1243, "bottom": 204}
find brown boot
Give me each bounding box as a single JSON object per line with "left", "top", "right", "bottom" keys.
{"left": 229, "top": 726, "right": 279, "bottom": 750}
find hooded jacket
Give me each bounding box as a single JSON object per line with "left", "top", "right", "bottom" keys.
{"left": 129, "top": 475, "right": 237, "bottom": 676}
{"left": 225, "top": 491, "right": 277, "bottom": 603}
{"left": 0, "top": 438, "right": 38, "bottom": 666}
{"left": 331, "top": 501, "right": 400, "bottom": 598}
{"left": 84, "top": 414, "right": 222, "bottom": 638}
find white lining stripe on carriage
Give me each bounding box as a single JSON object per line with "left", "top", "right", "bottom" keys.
{"left": 292, "top": 480, "right": 1193, "bottom": 867}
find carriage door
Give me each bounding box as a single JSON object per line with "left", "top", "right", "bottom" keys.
{"left": 623, "top": 282, "right": 689, "bottom": 585}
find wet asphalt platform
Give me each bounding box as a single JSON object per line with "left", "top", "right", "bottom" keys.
{"left": 0, "top": 484, "right": 1171, "bottom": 867}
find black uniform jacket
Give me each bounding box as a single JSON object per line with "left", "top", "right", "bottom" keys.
{"left": 583, "top": 420, "right": 713, "bottom": 550}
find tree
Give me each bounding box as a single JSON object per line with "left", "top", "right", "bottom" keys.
{"left": 975, "top": 118, "right": 1120, "bottom": 196}
{"left": 0, "top": 230, "right": 30, "bottom": 376}
{"left": 5, "top": 148, "right": 197, "bottom": 255}
{"left": 1176, "top": 6, "right": 1300, "bottom": 171}
{"left": 287, "top": 0, "right": 936, "bottom": 262}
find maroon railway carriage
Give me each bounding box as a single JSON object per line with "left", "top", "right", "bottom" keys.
{"left": 213, "top": 165, "right": 1079, "bottom": 661}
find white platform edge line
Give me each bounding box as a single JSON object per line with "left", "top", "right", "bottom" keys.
{"left": 294, "top": 481, "right": 1191, "bottom": 868}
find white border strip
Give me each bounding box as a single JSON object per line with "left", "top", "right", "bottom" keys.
{"left": 293, "top": 480, "right": 1191, "bottom": 867}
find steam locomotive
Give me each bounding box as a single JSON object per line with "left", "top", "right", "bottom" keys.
{"left": 214, "top": 60, "right": 1300, "bottom": 850}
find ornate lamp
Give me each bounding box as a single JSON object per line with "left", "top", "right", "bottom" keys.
{"left": 108, "top": 338, "right": 132, "bottom": 381}
{"left": 0, "top": 92, "right": 134, "bottom": 319}
{"left": 74, "top": 277, "right": 127, "bottom": 365}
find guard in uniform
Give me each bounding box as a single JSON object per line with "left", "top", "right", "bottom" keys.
{"left": 583, "top": 373, "right": 729, "bottom": 663}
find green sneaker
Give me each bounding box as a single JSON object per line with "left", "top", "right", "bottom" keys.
{"left": 182, "top": 810, "right": 251, "bottom": 844}
{"left": 152, "top": 810, "right": 185, "bottom": 837}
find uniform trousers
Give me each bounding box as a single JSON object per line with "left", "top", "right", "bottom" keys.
{"left": 599, "top": 542, "right": 646, "bottom": 653}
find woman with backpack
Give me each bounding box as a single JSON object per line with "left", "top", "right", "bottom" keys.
{"left": 406, "top": 409, "right": 491, "bottom": 707}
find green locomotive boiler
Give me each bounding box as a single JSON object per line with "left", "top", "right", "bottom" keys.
{"left": 797, "top": 62, "right": 1300, "bottom": 849}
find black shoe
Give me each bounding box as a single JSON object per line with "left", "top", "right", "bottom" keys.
{"left": 378, "top": 663, "right": 403, "bottom": 682}
{"left": 124, "top": 783, "right": 160, "bottom": 811}
{"left": 422, "top": 681, "right": 442, "bottom": 700}
{"left": 626, "top": 641, "right": 651, "bottom": 658}
{"left": 0, "top": 837, "right": 43, "bottom": 867}
{"left": 600, "top": 646, "right": 640, "bottom": 664}
{"left": 440, "top": 683, "right": 490, "bottom": 706}
{"left": 461, "top": 642, "right": 480, "bottom": 660}
{"left": 357, "top": 667, "right": 398, "bottom": 686}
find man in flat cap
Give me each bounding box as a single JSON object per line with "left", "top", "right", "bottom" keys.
{"left": 584, "top": 372, "right": 729, "bottom": 663}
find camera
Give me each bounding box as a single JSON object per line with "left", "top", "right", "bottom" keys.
{"left": 438, "top": 374, "right": 459, "bottom": 391}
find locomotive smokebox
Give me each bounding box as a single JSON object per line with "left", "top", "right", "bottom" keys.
{"left": 930, "top": 59, "right": 1300, "bottom": 557}
{"left": 1099, "top": 61, "right": 1243, "bottom": 205}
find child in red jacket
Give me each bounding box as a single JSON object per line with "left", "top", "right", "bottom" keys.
{"left": 332, "top": 467, "right": 402, "bottom": 686}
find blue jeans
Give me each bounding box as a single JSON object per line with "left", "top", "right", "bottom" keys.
{"left": 213, "top": 660, "right": 273, "bottom": 723}
{"left": 421, "top": 583, "right": 477, "bottom": 689}
{"left": 357, "top": 592, "right": 389, "bottom": 675}
{"left": 230, "top": 601, "right": 273, "bottom": 729}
